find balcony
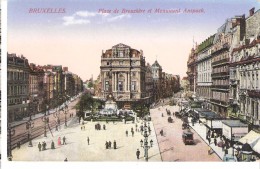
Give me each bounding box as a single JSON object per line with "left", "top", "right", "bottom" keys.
{"left": 211, "top": 71, "right": 229, "bottom": 78}
{"left": 210, "top": 99, "right": 228, "bottom": 106}
{"left": 212, "top": 58, "right": 229, "bottom": 67}
{"left": 211, "top": 85, "right": 229, "bottom": 89}
{"left": 247, "top": 90, "right": 260, "bottom": 98}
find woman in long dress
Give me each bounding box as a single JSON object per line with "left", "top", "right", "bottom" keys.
{"left": 58, "top": 137, "right": 61, "bottom": 146}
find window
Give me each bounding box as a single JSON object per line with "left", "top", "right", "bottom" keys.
{"left": 107, "top": 62, "right": 110, "bottom": 66}
{"left": 131, "top": 81, "right": 136, "bottom": 91}
{"left": 118, "top": 81, "right": 123, "bottom": 91}
{"left": 105, "top": 81, "right": 109, "bottom": 91}
{"left": 119, "top": 51, "right": 124, "bottom": 57}
{"left": 119, "top": 61, "right": 123, "bottom": 65}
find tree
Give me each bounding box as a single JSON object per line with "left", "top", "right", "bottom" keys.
{"left": 88, "top": 81, "right": 93, "bottom": 88}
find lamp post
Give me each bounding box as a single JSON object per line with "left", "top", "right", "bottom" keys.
{"left": 62, "top": 104, "right": 68, "bottom": 127}
{"left": 26, "top": 114, "right": 34, "bottom": 147}
{"left": 232, "top": 134, "right": 235, "bottom": 157}
{"left": 53, "top": 110, "right": 61, "bottom": 131}
{"left": 140, "top": 119, "right": 153, "bottom": 162}
{"left": 41, "top": 105, "right": 49, "bottom": 137}
{"left": 7, "top": 123, "right": 15, "bottom": 161}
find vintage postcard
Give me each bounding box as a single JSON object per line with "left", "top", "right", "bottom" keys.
{"left": 4, "top": 0, "right": 260, "bottom": 169}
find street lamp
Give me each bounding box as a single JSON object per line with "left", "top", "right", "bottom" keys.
{"left": 53, "top": 110, "right": 61, "bottom": 131}
{"left": 62, "top": 104, "right": 68, "bottom": 127}
{"left": 7, "top": 123, "right": 15, "bottom": 161}
{"left": 26, "top": 114, "right": 34, "bottom": 147}
{"left": 140, "top": 119, "right": 153, "bottom": 162}
{"left": 41, "top": 105, "right": 49, "bottom": 137}
{"left": 232, "top": 134, "right": 235, "bottom": 157}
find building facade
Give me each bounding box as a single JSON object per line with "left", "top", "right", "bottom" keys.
{"left": 210, "top": 19, "right": 233, "bottom": 118}
{"left": 7, "top": 53, "right": 30, "bottom": 122}
{"left": 196, "top": 35, "right": 215, "bottom": 109}
{"left": 100, "top": 43, "right": 147, "bottom": 108}
{"left": 230, "top": 9, "right": 260, "bottom": 129}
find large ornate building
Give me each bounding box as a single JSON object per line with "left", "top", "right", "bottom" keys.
{"left": 230, "top": 8, "right": 260, "bottom": 128}
{"left": 100, "top": 43, "right": 147, "bottom": 108}
{"left": 7, "top": 53, "right": 30, "bottom": 122}
{"left": 196, "top": 35, "right": 215, "bottom": 109}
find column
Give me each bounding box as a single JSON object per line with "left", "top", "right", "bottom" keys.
{"left": 112, "top": 72, "right": 115, "bottom": 92}
{"left": 128, "top": 71, "right": 130, "bottom": 91}
{"left": 126, "top": 73, "right": 128, "bottom": 91}
{"left": 138, "top": 71, "right": 141, "bottom": 92}
{"left": 124, "top": 72, "right": 127, "bottom": 92}
{"left": 115, "top": 72, "right": 117, "bottom": 91}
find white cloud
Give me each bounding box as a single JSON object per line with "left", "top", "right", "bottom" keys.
{"left": 75, "top": 11, "right": 97, "bottom": 17}
{"left": 107, "top": 14, "right": 131, "bottom": 22}
{"left": 63, "top": 16, "right": 90, "bottom": 26}
{"left": 62, "top": 10, "right": 131, "bottom": 26}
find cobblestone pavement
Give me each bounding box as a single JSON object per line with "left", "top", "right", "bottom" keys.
{"left": 12, "top": 116, "right": 161, "bottom": 161}
{"left": 150, "top": 105, "right": 221, "bottom": 162}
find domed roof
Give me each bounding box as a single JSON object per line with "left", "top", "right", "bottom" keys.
{"left": 152, "top": 60, "right": 162, "bottom": 69}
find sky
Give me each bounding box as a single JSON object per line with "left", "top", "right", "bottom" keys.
{"left": 7, "top": 0, "right": 260, "bottom": 81}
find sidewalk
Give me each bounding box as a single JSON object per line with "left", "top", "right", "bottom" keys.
{"left": 187, "top": 117, "right": 233, "bottom": 161}
{"left": 10, "top": 94, "right": 82, "bottom": 128}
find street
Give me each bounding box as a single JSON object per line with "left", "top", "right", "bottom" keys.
{"left": 150, "top": 104, "right": 221, "bottom": 161}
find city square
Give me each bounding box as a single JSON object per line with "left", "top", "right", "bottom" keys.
{"left": 5, "top": 1, "right": 260, "bottom": 169}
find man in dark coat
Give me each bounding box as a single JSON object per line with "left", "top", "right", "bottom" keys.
{"left": 63, "top": 136, "right": 67, "bottom": 145}
{"left": 126, "top": 130, "right": 128, "bottom": 137}
{"left": 38, "top": 142, "right": 42, "bottom": 151}
{"left": 87, "top": 137, "right": 90, "bottom": 145}
{"left": 105, "top": 141, "right": 108, "bottom": 149}
{"left": 51, "top": 140, "right": 55, "bottom": 149}
{"left": 214, "top": 137, "right": 217, "bottom": 146}
{"left": 136, "top": 149, "right": 140, "bottom": 159}
{"left": 108, "top": 141, "right": 112, "bottom": 149}
{"left": 113, "top": 140, "right": 117, "bottom": 149}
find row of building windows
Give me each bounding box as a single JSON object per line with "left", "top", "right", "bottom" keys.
{"left": 239, "top": 70, "right": 260, "bottom": 89}
{"left": 8, "top": 85, "right": 28, "bottom": 96}
{"left": 105, "top": 81, "right": 138, "bottom": 92}
{"left": 7, "top": 71, "right": 29, "bottom": 81}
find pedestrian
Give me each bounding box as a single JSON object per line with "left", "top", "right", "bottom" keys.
{"left": 131, "top": 127, "right": 134, "bottom": 132}
{"left": 214, "top": 137, "right": 217, "bottom": 146}
{"left": 81, "top": 126, "right": 82, "bottom": 130}
{"left": 87, "top": 137, "right": 90, "bottom": 145}
{"left": 132, "top": 130, "right": 134, "bottom": 137}
{"left": 105, "top": 141, "right": 108, "bottom": 149}
{"left": 208, "top": 137, "right": 211, "bottom": 144}
{"left": 160, "top": 129, "right": 163, "bottom": 136}
{"left": 208, "top": 145, "right": 211, "bottom": 155}
{"left": 64, "top": 158, "right": 68, "bottom": 162}
{"left": 222, "top": 143, "right": 225, "bottom": 152}
{"left": 136, "top": 149, "right": 140, "bottom": 159}
{"left": 58, "top": 137, "right": 61, "bottom": 146}
{"left": 51, "top": 140, "right": 55, "bottom": 149}
{"left": 17, "top": 142, "right": 21, "bottom": 149}
{"left": 113, "top": 140, "right": 117, "bottom": 149}
{"left": 38, "top": 142, "right": 42, "bottom": 151}
{"left": 103, "top": 124, "right": 106, "bottom": 130}
{"left": 63, "top": 136, "right": 67, "bottom": 145}
{"left": 109, "top": 141, "right": 112, "bottom": 149}
{"left": 126, "top": 130, "right": 128, "bottom": 137}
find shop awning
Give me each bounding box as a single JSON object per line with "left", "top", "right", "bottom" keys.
{"left": 252, "top": 138, "right": 260, "bottom": 154}
{"left": 239, "top": 130, "right": 260, "bottom": 145}
{"left": 239, "top": 130, "right": 260, "bottom": 154}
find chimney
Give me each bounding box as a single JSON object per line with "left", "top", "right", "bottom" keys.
{"left": 63, "top": 67, "right": 68, "bottom": 72}
{"left": 249, "top": 7, "right": 255, "bottom": 16}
